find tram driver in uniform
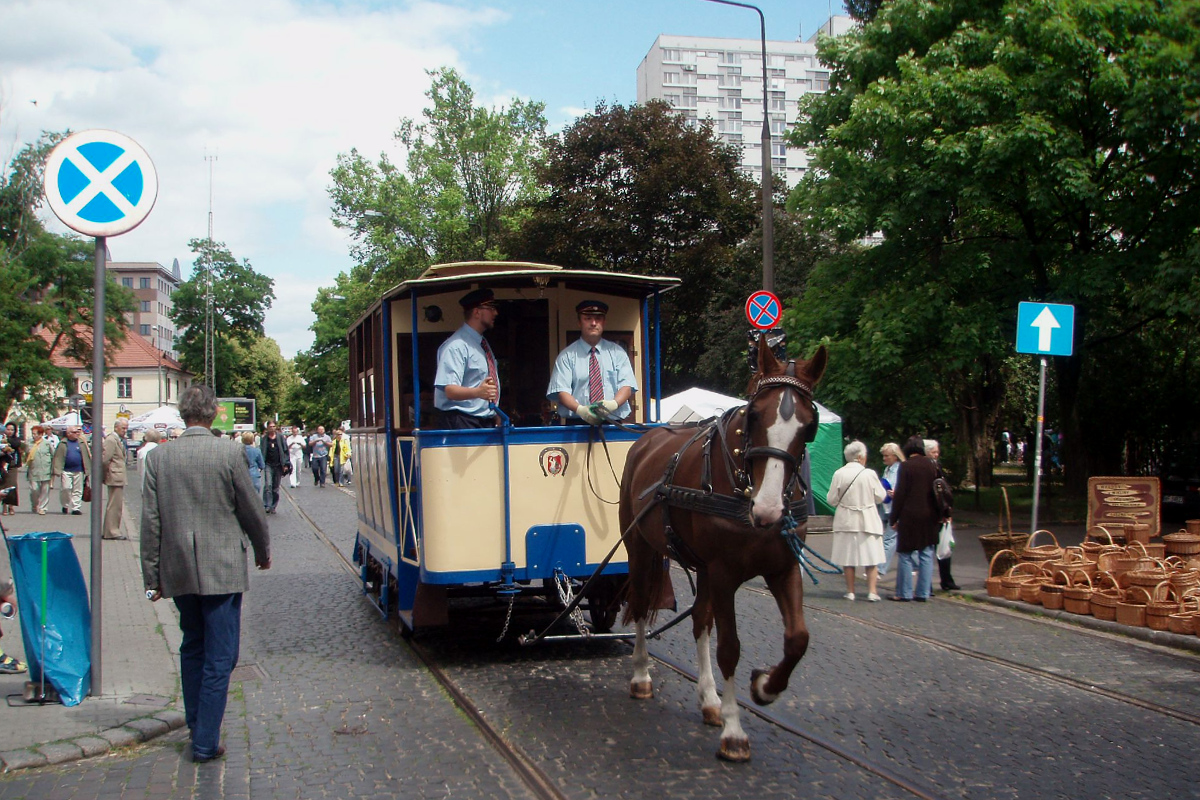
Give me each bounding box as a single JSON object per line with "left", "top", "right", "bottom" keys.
{"left": 547, "top": 300, "right": 637, "bottom": 425}
{"left": 433, "top": 288, "right": 501, "bottom": 429}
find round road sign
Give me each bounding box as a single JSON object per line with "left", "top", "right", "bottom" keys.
{"left": 43, "top": 130, "right": 158, "bottom": 237}
{"left": 745, "top": 290, "right": 782, "bottom": 330}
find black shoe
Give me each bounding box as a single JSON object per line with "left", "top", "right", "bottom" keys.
{"left": 914, "top": 597, "right": 928, "bottom": 602}
{"left": 71, "top": 510, "right": 82, "bottom": 515}
{"left": 62, "top": 507, "right": 68, "bottom": 514}
{"left": 942, "top": 583, "right": 962, "bottom": 591}
{"left": 193, "top": 744, "right": 226, "bottom": 763}
{"left": 888, "top": 596, "right": 911, "bottom": 602}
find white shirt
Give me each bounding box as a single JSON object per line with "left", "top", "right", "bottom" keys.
{"left": 287, "top": 434, "right": 307, "bottom": 458}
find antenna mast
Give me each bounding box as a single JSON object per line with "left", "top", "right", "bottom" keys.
{"left": 204, "top": 149, "right": 217, "bottom": 390}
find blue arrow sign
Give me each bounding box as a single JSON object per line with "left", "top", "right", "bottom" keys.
{"left": 43, "top": 130, "right": 158, "bottom": 238}
{"left": 1016, "top": 302, "right": 1075, "bottom": 357}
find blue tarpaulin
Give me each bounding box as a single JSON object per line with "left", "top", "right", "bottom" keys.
{"left": 5, "top": 532, "right": 91, "bottom": 706}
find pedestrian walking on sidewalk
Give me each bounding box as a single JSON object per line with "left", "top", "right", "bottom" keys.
{"left": 241, "top": 432, "right": 265, "bottom": 495}
{"left": 309, "top": 426, "right": 331, "bottom": 487}
{"left": 828, "top": 441, "right": 887, "bottom": 602}
{"left": 888, "top": 436, "right": 940, "bottom": 602}
{"left": 260, "top": 420, "right": 287, "bottom": 514}
{"left": 102, "top": 418, "right": 129, "bottom": 539}
{"left": 52, "top": 426, "right": 90, "bottom": 515}
{"left": 140, "top": 384, "right": 271, "bottom": 763}
{"left": 286, "top": 425, "right": 306, "bottom": 488}
{"left": 1, "top": 422, "right": 21, "bottom": 515}
{"left": 25, "top": 425, "right": 54, "bottom": 515}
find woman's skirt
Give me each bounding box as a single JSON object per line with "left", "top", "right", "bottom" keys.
{"left": 1, "top": 468, "right": 18, "bottom": 506}
{"left": 831, "top": 530, "right": 884, "bottom": 567}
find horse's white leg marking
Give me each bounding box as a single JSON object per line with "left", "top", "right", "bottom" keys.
{"left": 750, "top": 394, "right": 802, "bottom": 526}
{"left": 695, "top": 630, "right": 721, "bottom": 725}
{"left": 630, "top": 619, "right": 653, "bottom": 698}
{"left": 719, "top": 674, "right": 748, "bottom": 746}
{"left": 751, "top": 669, "right": 779, "bottom": 704}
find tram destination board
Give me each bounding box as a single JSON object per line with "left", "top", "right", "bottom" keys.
{"left": 1086, "top": 476, "right": 1161, "bottom": 538}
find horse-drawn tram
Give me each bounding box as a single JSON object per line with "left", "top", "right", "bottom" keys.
{"left": 346, "top": 261, "right": 680, "bottom": 637}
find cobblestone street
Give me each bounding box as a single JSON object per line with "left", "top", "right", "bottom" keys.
{"left": 0, "top": 483, "right": 1196, "bottom": 799}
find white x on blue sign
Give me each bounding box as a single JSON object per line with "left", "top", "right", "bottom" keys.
{"left": 43, "top": 130, "right": 157, "bottom": 237}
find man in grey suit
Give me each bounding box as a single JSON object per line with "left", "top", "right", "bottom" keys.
{"left": 140, "top": 385, "right": 271, "bottom": 763}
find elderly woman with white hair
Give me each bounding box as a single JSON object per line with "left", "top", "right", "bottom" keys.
{"left": 827, "top": 440, "right": 887, "bottom": 601}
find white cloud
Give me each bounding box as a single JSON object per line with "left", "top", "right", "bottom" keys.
{"left": 0, "top": 0, "right": 507, "bottom": 358}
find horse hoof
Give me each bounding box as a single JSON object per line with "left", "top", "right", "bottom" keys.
{"left": 630, "top": 680, "right": 653, "bottom": 700}
{"left": 749, "top": 669, "right": 778, "bottom": 706}
{"left": 717, "top": 737, "right": 751, "bottom": 762}
{"left": 701, "top": 705, "right": 722, "bottom": 727}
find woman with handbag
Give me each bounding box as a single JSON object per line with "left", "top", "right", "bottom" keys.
{"left": 827, "top": 441, "right": 887, "bottom": 601}
{"left": 888, "top": 436, "right": 941, "bottom": 601}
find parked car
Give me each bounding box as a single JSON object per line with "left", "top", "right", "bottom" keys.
{"left": 1160, "top": 460, "right": 1200, "bottom": 524}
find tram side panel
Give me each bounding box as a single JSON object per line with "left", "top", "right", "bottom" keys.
{"left": 417, "top": 433, "right": 635, "bottom": 585}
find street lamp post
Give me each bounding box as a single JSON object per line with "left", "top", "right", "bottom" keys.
{"left": 702, "top": 0, "right": 774, "bottom": 292}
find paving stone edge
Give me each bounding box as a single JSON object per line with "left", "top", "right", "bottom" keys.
{"left": 0, "top": 708, "right": 187, "bottom": 773}
{"left": 961, "top": 591, "right": 1200, "bottom": 655}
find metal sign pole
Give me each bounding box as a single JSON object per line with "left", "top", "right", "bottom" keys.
{"left": 89, "top": 236, "right": 106, "bottom": 698}
{"left": 1030, "top": 355, "right": 1048, "bottom": 535}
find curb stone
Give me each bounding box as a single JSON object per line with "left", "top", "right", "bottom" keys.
{"left": 0, "top": 709, "right": 187, "bottom": 773}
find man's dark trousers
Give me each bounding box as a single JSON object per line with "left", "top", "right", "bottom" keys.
{"left": 263, "top": 464, "right": 283, "bottom": 512}
{"left": 175, "top": 593, "right": 242, "bottom": 760}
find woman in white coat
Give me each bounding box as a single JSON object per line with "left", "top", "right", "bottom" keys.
{"left": 827, "top": 441, "right": 887, "bottom": 601}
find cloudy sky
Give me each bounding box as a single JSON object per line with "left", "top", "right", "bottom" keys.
{"left": 2, "top": 0, "right": 845, "bottom": 358}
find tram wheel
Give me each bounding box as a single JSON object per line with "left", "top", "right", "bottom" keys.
{"left": 587, "top": 575, "right": 623, "bottom": 633}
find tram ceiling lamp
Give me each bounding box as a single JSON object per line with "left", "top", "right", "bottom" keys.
{"left": 424, "top": 305, "right": 443, "bottom": 323}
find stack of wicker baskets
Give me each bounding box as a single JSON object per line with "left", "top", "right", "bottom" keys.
{"left": 978, "top": 488, "right": 1030, "bottom": 578}
{"left": 984, "top": 529, "right": 1200, "bottom": 635}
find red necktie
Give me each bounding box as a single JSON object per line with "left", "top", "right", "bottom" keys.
{"left": 588, "top": 347, "right": 603, "bottom": 404}
{"left": 481, "top": 338, "right": 499, "bottom": 403}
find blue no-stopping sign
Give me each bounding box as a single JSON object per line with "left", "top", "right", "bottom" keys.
{"left": 745, "top": 291, "right": 782, "bottom": 330}
{"left": 43, "top": 130, "right": 158, "bottom": 237}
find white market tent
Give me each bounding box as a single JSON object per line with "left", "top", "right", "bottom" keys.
{"left": 42, "top": 411, "right": 81, "bottom": 431}
{"left": 655, "top": 388, "right": 844, "bottom": 514}
{"left": 126, "top": 405, "right": 185, "bottom": 432}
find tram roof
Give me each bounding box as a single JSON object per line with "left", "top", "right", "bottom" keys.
{"left": 377, "top": 261, "right": 681, "bottom": 304}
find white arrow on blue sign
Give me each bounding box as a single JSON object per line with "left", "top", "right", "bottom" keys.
{"left": 43, "top": 130, "right": 158, "bottom": 238}
{"left": 1016, "top": 301, "right": 1075, "bottom": 357}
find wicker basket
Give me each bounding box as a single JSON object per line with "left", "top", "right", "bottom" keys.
{"left": 1061, "top": 570, "right": 1094, "bottom": 615}
{"left": 1116, "top": 585, "right": 1151, "bottom": 627}
{"left": 1040, "top": 582, "right": 1066, "bottom": 610}
{"left": 1019, "top": 576, "right": 1049, "bottom": 605}
{"left": 1046, "top": 547, "right": 1098, "bottom": 581}
{"left": 1186, "top": 520, "right": 1200, "bottom": 535}
{"left": 1123, "top": 523, "right": 1152, "bottom": 545}
{"left": 1020, "top": 529, "right": 1064, "bottom": 566}
{"left": 1138, "top": 541, "right": 1167, "bottom": 559}
{"left": 979, "top": 488, "right": 1029, "bottom": 575}
{"left": 1001, "top": 562, "right": 1045, "bottom": 601}
{"left": 1091, "top": 524, "right": 1128, "bottom": 546}
{"left": 1163, "top": 530, "right": 1200, "bottom": 556}
{"left": 1167, "top": 595, "right": 1200, "bottom": 635}
{"left": 1168, "top": 569, "right": 1200, "bottom": 595}
{"left": 1144, "top": 581, "right": 1178, "bottom": 632}
{"left": 986, "top": 549, "right": 1018, "bottom": 597}
{"left": 1090, "top": 572, "right": 1123, "bottom": 621}
{"left": 1125, "top": 561, "right": 1170, "bottom": 591}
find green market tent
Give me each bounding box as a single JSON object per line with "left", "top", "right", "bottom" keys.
{"left": 656, "top": 389, "right": 844, "bottom": 515}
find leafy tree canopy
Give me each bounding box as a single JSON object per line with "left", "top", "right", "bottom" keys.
{"left": 787, "top": 0, "right": 1200, "bottom": 488}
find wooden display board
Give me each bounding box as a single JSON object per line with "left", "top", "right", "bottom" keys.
{"left": 1087, "top": 477, "right": 1161, "bottom": 538}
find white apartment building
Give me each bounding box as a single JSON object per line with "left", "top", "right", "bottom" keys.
{"left": 636, "top": 16, "right": 854, "bottom": 188}
{"left": 108, "top": 259, "right": 183, "bottom": 360}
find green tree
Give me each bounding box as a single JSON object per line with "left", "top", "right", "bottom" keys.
{"left": 171, "top": 238, "right": 275, "bottom": 397}
{"left": 0, "top": 134, "right": 134, "bottom": 419}
{"left": 225, "top": 335, "right": 294, "bottom": 422}
{"left": 281, "top": 284, "right": 361, "bottom": 429}
{"left": 788, "top": 0, "right": 1200, "bottom": 489}
{"left": 509, "top": 100, "right": 760, "bottom": 390}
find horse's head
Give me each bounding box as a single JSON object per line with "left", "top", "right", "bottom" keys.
{"left": 740, "top": 337, "right": 827, "bottom": 528}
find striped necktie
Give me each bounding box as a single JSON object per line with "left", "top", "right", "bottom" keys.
{"left": 588, "top": 346, "right": 603, "bottom": 404}
{"left": 481, "top": 338, "right": 499, "bottom": 404}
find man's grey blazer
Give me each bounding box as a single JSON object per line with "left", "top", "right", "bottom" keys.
{"left": 140, "top": 426, "right": 271, "bottom": 598}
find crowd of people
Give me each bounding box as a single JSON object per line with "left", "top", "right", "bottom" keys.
{"left": 828, "top": 435, "right": 955, "bottom": 602}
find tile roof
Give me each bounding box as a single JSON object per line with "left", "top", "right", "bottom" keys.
{"left": 39, "top": 326, "right": 191, "bottom": 374}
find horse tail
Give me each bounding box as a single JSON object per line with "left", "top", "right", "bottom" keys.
{"left": 620, "top": 522, "right": 666, "bottom": 627}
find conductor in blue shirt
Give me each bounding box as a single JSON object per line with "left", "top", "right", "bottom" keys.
{"left": 433, "top": 288, "right": 501, "bottom": 429}
{"left": 547, "top": 300, "right": 637, "bottom": 425}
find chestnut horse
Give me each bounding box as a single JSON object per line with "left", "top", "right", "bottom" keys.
{"left": 620, "top": 339, "right": 827, "bottom": 762}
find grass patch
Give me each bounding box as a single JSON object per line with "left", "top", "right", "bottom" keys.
{"left": 953, "top": 479, "right": 1087, "bottom": 524}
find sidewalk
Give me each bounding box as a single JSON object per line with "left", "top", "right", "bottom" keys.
{"left": 0, "top": 487, "right": 184, "bottom": 771}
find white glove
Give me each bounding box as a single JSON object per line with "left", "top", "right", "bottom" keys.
{"left": 598, "top": 399, "right": 619, "bottom": 417}
{"left": 577, "top": 404, "right": 603, "bottom": 426}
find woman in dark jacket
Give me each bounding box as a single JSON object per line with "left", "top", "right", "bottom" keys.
{"left": 1, "top": 422, "right": 21, "bottom": 515}
{"left": 888, "top": 436, "right": 941, "bottom": 601}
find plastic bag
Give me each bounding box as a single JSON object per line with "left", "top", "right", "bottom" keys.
{"left": 936, "top": 521, "right": 955, "bottom": 560}
{"left": 6, "top": 531, "right": 92, "bottom": 706}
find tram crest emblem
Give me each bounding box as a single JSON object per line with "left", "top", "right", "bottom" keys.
{"left": 539, "top": 447, "right": 569, "bottom": 477}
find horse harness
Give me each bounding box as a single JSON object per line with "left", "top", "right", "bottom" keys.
{"left": 638, "top": 369, "right": 819, "bottom": 569}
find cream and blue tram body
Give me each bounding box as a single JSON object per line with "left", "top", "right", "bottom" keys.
{"left": 346, "top": 262, "right": 679, "bottom": 635}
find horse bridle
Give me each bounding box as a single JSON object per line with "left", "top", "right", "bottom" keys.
{"left": 731, "top": 370, "right": 817, "bottom": 500}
